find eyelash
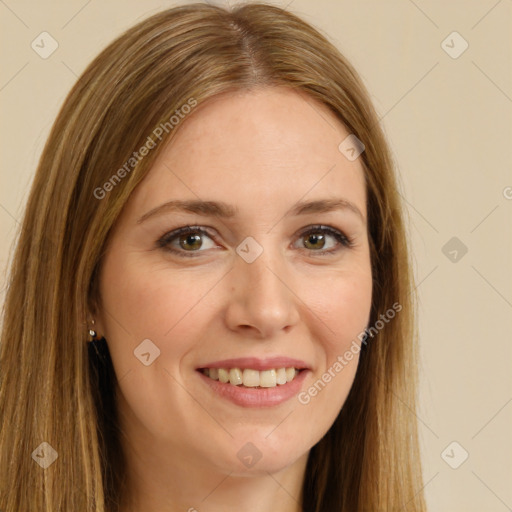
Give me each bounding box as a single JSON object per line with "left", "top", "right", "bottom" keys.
{"left": 157, "top": 225, "right": 354, "bottom": 258}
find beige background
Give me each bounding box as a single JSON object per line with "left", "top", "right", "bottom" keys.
{"left": 1, "top": 1, "right": 511, "bottom": 510}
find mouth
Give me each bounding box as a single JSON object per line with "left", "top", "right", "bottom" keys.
{"left": 199, "top": 366, "right": 304, "bottom": 388}
{"left": 195, "top": 357, "right": 310, "bottom": 407}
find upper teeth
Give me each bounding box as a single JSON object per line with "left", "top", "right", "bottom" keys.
{"left": 202, "top": 367, "right": 299, "bottom": 387}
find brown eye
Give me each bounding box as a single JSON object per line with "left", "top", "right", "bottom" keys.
{"left": 178, "top": 233, "right": 203, "bottom": 251}
{"left": 303, "top": 232, "right": 326, "bottom": 250}
{"left": 295, "top": 225, "right": 352, "bottom": 256}
{"left": 158, "top": 226, "right": 218, "bottom": 257}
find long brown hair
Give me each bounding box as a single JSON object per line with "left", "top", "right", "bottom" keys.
{"left": 0, "top": 3, "right": 425, "bottom": 511}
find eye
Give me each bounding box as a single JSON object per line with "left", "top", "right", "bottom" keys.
{"left": 294, "top": 225, "right": 353, "bottom": 256}
{"left": 157, "top": 226, "right": 218, "bottom": 257}
{"left": 157, "top": 224, "right": 353, "bottom": 258}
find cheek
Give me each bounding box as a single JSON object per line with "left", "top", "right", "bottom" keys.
{"left": 97, "top": 254, "right": 221, "bottom": 436}
{"left": 304, "top": 267, "right": 373, "bottom": 349}
{"left": 99, "top": 250, "right": 215, "bottom": 341}
{"left": 294, "top": 268, "right": 372, "bottom": 417}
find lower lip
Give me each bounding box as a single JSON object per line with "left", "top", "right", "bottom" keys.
{"left": 197, "top": 370, "right": 309, "bottom": 408}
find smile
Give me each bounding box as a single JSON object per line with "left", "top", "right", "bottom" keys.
{"left": 196, "top": 356, "right": 310, "bottom": 407}
{"left": 200, "top": 367, "right": 300, "bottom": 388}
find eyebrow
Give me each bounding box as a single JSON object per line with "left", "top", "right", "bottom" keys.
{"left": 137, "top": 197, "right": 365, "bottom": 224}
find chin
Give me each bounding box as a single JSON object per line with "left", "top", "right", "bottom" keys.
{"left": 213, "top": 432, "right": 310, "bottom": 476}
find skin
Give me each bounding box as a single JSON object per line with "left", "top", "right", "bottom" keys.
{"left": 94, "top": 87, "right": 373, "bottom": 512}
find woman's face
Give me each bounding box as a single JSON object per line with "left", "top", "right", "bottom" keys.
{"left": 95, "top": 87, "right": 372, "bottom": 477}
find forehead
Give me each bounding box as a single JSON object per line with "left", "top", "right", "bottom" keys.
{"left": 126, "top": 87, "right": 367, "bottom": 221}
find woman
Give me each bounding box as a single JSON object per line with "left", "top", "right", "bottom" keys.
{"left": 0, "top": 3, "right": 425, "bottom": 511}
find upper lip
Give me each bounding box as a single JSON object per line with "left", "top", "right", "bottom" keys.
{"left": 197, "top": 357, "right": 310, "bottom": 371}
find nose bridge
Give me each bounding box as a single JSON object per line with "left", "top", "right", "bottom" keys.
{"left": 226, "top": 238, "right": 299, "bottom": 336}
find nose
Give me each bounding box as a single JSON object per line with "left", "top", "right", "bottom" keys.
{"left": 224, "top": 243, "right": 300, "bottom": 339}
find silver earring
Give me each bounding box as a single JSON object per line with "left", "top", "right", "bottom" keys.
{"left": 88, "top": 320, "right": 100, "bottom": 341}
